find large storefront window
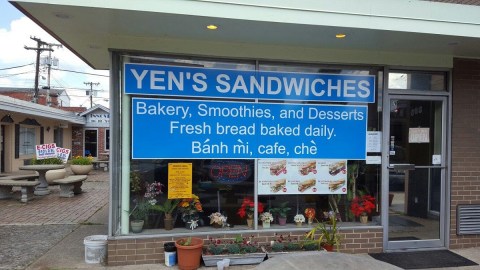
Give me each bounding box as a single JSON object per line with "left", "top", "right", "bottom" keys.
{"left": 121, "top": 55, "right": 383, "bottom": 235}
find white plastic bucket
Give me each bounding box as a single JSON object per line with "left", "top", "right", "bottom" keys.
{"left": 83, "top": 235, "right": 107, "bottom": 264}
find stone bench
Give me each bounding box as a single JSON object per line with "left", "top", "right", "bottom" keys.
{"left": 53, "top": 175, "right": 88, "bottom": 198}
{"left": 92, "top": 160, "right": 109, "bottom": 171}
{"left": 0, "top": 180, "right": 40, "bottom": 203}
{"left": 0, "top": 174, "right": 38, "bottom": 181}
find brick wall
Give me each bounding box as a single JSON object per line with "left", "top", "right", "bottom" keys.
{"left": 107, "top": 228, "right": 383, "bottom": 266}
{"left": 450, "top": 58, "right": 480, "bottom": 248}
{"left": 71, "top": 126, "right": 84, "bottom": 157}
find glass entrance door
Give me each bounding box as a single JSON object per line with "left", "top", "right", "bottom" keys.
{"left": 386, "top": 96, "right": 447, "bottom": 250}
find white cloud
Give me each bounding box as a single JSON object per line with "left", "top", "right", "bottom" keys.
{"left": 0, "top": 16, "right": 109, "bottom": 107}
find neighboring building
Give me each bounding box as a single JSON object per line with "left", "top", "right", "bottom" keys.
{"left": 0, "top": 87, "right": 69, "bottom": 108}
{"left": 72, "top": 105, "right": 110, "bottom": 160}
{"left": 0, "top": 95, "right": 85, "bottom": 172}
{"left": 11, "top": 0, "right": 480, "bottom": 267}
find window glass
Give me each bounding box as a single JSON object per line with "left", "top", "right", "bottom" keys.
{"left": 124, "top": 56, "right": 382, "bottom": 234}
{"left": 105, "top": 129, "right": 110, "bottom": 150}
{"left": 388, "top": 71, "right": 447, "bottom": 91}
{"left": 19, "top": 126, "right": 35, "bottom": 155}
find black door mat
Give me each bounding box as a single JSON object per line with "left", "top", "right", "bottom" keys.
{"left": 369, "top": 250, "right": 478, "bottom": 269}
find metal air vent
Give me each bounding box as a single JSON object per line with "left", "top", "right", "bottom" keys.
{"left": 457, "top": 205, "right": 480, "bottom": 235}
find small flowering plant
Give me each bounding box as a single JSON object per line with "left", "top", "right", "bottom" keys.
{"left": 260, "top": 212, "right": 274, "bottom": 222}
{"left": 71, "top": 155, "right": 93, "bottom": 165}
{"left": 350, "top": 195, "right": 376, "bottom": 217}
{"left": 144, "top": 181, "right": 164, "bottom": 205}
{"left": 209, "top": 212, "right": 227, "bottom": 226}
{"left": 179, "top": 194, "right": 203, "bottom": 222}
{"left": 294, "top": 214, "right": 305, "bottom": 223}
{"left": 304, "top": 208, "right": 316, "bottom": 219}
{"left": 237, "top": 197, "right": 264, "bottom": 219}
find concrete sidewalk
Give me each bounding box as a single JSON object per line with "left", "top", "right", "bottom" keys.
{"left": 2, "top": 167, "right": 480, "bottom": 270}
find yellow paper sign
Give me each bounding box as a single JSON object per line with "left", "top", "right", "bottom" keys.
{"left": 168, "top": 163, "right": 192, "bottom": 199}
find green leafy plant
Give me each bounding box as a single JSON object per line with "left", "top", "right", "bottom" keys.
{"left": 271, "top": 242, "right": 284, "bottom": 252}
{"left": 178, "top": 237, "right": 192, "bottom": 246}
{"left": 285, "top": 242, "right": 300, "bottom": 251}
{"left": 302, "top": 240, "right": 317, "bottom": 251}
{"left": 31, "top": 157, "right": 63, "bottom": 165}
{"left": 270, "top": 202, "right": 291, "bottom": 218}
{"left": 129, "top": 200, "right": 151, "bottom": 221}
{"left": 226, "top": 243, "right": 241, "bottom": 254}
{"left": 151, "top": 199, "right": 180, "bottom": 215}
{"left": 304, "top": 215, "right": 341, "bottom": 251}
{"left": 71, "top": 155, "right": 93, "bottom": 165}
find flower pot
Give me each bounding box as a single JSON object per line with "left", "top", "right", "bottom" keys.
{"left": 202, "top": 253, "right": 266, "bottom": 267}
{"left": 262, "top": 221, "right": 270, "bottom": 228}
{"left": 164, "top": 214, "right": 174, "bottom": 230}
{"left": 45, "top": 168, "right": 67, "bottom": 184}
{"left": 360, "top": 214, "right": 369, "bottom": 224}
{"left": 175, "top": 237, "right": 203, "bottom": 270}
{"left": 70, "top": 164, "right": 93, "bottom": 175}
{"left": 323, "top": 244, "right": 334, "bottom": 252}
{"left": 130, "top": 220, "right": 144, "bottom": 233}
{"left": 296, "top": 222, "right": 303, "bottom": 227}
{"left": 307, "top": 217, "right": 314, "bottom": 225}
{"left": 247, "top": 218, "right": 253, "bottom": 229}
{"left": 278, "top": 217, "right": 287, "bottom": 226}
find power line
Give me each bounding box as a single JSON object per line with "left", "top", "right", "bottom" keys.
{"left": 53, "top": 68, "right": 109, "bottom": 77}
{"left": 0, "top": 63, "right": 34, "bottom": 71}
{"left": 0, "top": 70, "right": 36, "bottom": 78}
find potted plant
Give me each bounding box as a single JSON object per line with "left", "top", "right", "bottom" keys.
{"left": 208, "top": 212, "right": 227, "bottom": 228}
{"left": 175, "top": 237, "right": 204, "bottom": 270}
{"left": 350, "top": 195, "right": 376, "bottom": 224}
{"left": 70, "top": 155, "right": 94, "bottom": 175}
{"left": 237, "top": 197, "right": 264, "bottom": 229}
{"left": 260, "top": 212, "right": 273, "bottom": 228}
{"left": 304, "top": 208, "right": 316, "bottom": 225}
{"left": 270, "top": 202, "right": 291, "bottom": 226}
{"left": 129, "top": 200, "right": 151, "bottom": 233}
{"left": 304, "top": 215, "right": 341, "bottom": 252}
{"left": 151, "top": 199, "right": 180, "bottom": 230}
{"left": 202, "top": 235, "right": 266, "bottom": 267}
{"left": 294, "top": 214, "right": 306, "bottom": 227}
{"left": 178, "top": 194, "right": 203, "bottom": 230}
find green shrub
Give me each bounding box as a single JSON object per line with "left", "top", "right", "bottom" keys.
{"left": 31, "top": 157, "right": 63, "bottom": 165}
{"left": 271, "top": 242, "right": 284, "bottom": 252}
{"left": 226, "top": 243, "right": 241, "bottom": 254}
{"left": 208, "top": 244, "right": 224, "bottom": 255}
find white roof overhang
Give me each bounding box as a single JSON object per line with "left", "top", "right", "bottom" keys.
{"left": 10, "top": 0, "right": 480, "bottom": 69}
{"left": 0, "top": 95, "right": 86, "bottom": 124}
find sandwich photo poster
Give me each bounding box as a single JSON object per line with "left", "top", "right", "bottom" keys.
{"left": 257, "top": 159, "right": 347, "bottom": 195}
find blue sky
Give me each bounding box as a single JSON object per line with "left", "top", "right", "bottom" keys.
{"left": 0, "top": 0, "right": 110, "bottom": 107}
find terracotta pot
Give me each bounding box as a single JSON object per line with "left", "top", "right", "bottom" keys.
{"left": 70, "top": 164, "right": 93, "bottom": 175}
{"left": 175, "top": 237, "right": 204, "bottom": 270}
{"left": 323, "top": 244, "right": 334, "bottom": 252}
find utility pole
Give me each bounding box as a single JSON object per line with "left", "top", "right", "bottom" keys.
{"left": 24, "top": 36, "right": 53, "bottom": 103}
{"left": 43, "top": 43, "right": 62, "bottom": 106}
{"left": 84, "top": 82, "right": 100, "bottom": 108}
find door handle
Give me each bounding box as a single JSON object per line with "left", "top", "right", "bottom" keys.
{"left": 389, "top": 164, "right": 415, "bottom": 172}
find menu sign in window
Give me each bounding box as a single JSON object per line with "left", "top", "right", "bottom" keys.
{"left": 168, "top": 163, "right": 192, "bottom": 199}
{"left": 257, "top": 159, "right": 347, "bottom": 195}
{"left": 131, "top": 98, "right": 368, "bottom": 160}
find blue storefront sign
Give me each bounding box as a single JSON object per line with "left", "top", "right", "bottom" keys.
{"left": 124, "top": 63, "right": 375, "bottom": 103}
{"left": 131, "top": 98, "right": 368, "bottom": 159}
